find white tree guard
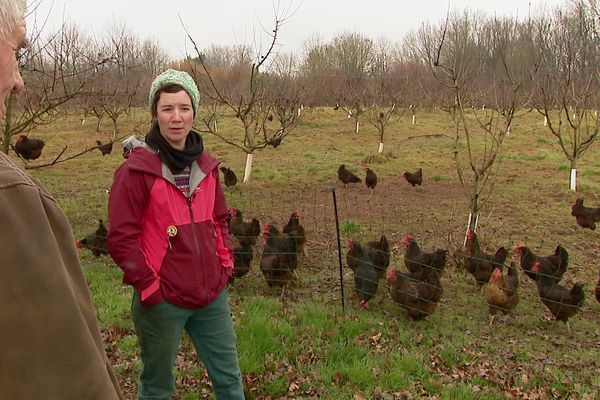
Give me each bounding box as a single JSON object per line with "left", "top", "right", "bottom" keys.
{"left": 570, "top": 168, "right": 577, "bottom": 192}
{"left": 243, "top": 153, "right": 254, "bottom": 183}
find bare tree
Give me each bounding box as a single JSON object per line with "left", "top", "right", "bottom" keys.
{"left": 264, "top": 52, "right": 311, "bottom": 147}
{"left": 413, "top": 11, "right": 539, "bottom": 232}
{"left": 1, "top": 22, "right": 95, "bottom": 154}
{"left": 91, "top": 23, "right": 151, "bottom": 140}
{"left": 330, "top": 32, "right": 376, "bottom": 133}
{"left": 363, "top": 75, "right": 409, "bottom": 154}
{"left": 535, "top": 1, "right": 600, "bottom": 191}
{"left": 183, "top": 2, "right": 299, "bottom": 183}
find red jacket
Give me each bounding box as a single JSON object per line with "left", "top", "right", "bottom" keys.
{"left": 107, "top": 145, "right": 234, "bottom": 309}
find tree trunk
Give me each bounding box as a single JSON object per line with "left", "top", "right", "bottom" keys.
{"left": 112, "top": 119, "right": 118, "bottom": 140}
{"left": 243, "top": 153, "right": 254, "bottom": 183}
{"left": 96, "top": 118, "right": 102, "bottom": 132}
{"left": 569, "top": 159, "right": 577, "bottom": 192}
{"left": 355, "top": 119, "right": 359, "bottom": 134}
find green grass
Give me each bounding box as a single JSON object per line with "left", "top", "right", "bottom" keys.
{"left": 15, "top": 107, "right": 600, "bottom": 399}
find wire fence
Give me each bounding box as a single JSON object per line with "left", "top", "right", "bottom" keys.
{"left": 81, "top": 184, "right": 600, "bottom": 328}
{"left": 220, "top": 185, "right": 600, "bottom": 328}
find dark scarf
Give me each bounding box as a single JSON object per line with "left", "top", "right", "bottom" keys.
{"left": 145, "top": 122, "right": 204, "bottom": 174}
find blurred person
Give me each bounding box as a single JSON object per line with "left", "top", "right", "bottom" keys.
{"left": 107, "top": 69, "right": 245, "bottom": 400}
{"left": 0, "top": 0, "right": 123, "bottom": 398}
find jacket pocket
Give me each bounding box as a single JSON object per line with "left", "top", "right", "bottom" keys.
{"left": 159, "top": 221, "right": 224, "bottom": 306}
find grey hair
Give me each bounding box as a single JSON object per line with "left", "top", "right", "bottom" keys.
{"left": 0, "top": 0, "right": 26, "bottom": 41}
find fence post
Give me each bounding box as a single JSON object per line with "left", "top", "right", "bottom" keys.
{"left": 331, "top": 188, "right": 345, "bottom": 315}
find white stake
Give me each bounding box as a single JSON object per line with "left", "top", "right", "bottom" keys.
{"left": 463, "top": 212, "right": 472, "bottom": 247}
{"left": 378, "top": 142, "right": 384, "bottom": 154}
{"left": 544, "top": 115, "right": 547, "bottom": 126}
{"left": 243, "top": 153, "right": 254, "bottom": 183}
{"left": 570, "top": 168, "right": 577, "bottom": 192}
{"left": 412, "top": 115, "right": 416, "bottom": 125}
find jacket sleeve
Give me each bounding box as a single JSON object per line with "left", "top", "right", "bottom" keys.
{"left": 212, "top": 168, "right": 234, "bottom": 272}
{"left": 107, "top": 162, "right": 163, "bottom": 306}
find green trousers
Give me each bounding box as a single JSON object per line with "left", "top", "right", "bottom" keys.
{"left": 131, "top": 289, "right": 245, "bottom": 400}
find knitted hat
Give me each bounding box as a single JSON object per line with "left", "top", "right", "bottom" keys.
{"left": 148, "top": 69, "right": 200, "bottom": 116}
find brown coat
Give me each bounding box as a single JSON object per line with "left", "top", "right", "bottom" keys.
{"left": 0, "top": 153, "right": 123, "bottom": 399}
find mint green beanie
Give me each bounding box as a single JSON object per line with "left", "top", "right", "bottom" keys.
{"left": 148, "top": 69, "right": 200, "bottom": 117}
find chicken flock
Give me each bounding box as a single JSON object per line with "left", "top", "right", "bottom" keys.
{"left": 73, "top": 161, "right": 598, "bottom": 336}
{"left": 212, "top": 199, "right": 595, "bottom": 335}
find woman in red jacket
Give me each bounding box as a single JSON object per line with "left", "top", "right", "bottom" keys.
{"left": 108, "top": 69, "right": 244, "bottom": 400}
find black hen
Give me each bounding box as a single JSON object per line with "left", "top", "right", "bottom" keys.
{"left": 220, "top": 167, "right": 238, "bottom": 187}
{"left": 230, "top": 242, "right": 253, "bottom": 284}
{"left": 76, "top": 219, "right": 108, "bottom": 257}
{"left": 346, "top": 235, "right": 389, "bottom": 280}
{"left": 364, "top": 165, "right": 377, "bottom": 192}
{"left": 403, "top": 168, "right": 422, "bottom": 188}
{"left": 571, "top": 198, "right": 600, "bottom": 230}
{"left": 14, "top": 135, "right": 44, "bottom": 160}
{"left": 533, "top": 262, "right": 584, "bottom": 335}
{"left": 464, "top": 230, "right": 508, "bottom": 286}
{"left": 516, "top": 244, "right": 568, "bottom": 284}
{"left": 402, "top": 234, "right": 447, "bottom": 276}
{"left": 260, "top": 224, "right": 298, "bottom": 287}
{"left": 387, "top": 250, "right": 446, "bottom": 320}
{"left": 337, "top": 164, "right": 362, "bottom": 187}
{"left": 96, "top": 140, "right": 113, "bottom": 156}
{"left": 282, "top": 210, "right": 307, "bottom": 256}
{"left": 349, "top": 241, "right": 380, "bottom": 309}
{"left": 228, "top": 208, "right": 260, "bottom": 246}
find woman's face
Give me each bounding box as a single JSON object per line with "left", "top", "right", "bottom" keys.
{"left": 155, "top": 90, "right": 194, "bottom": 150}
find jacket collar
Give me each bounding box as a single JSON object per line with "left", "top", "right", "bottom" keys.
{"left": 126, "top": 145, "right": 220, "bottom": 195}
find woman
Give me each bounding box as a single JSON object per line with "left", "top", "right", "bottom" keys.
{"left": 107, "top": 69, "right": 244, "bottom": 400}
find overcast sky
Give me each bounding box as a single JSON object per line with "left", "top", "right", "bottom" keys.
{"left": 27, "top": 0, "right": 567, "bottom": 60}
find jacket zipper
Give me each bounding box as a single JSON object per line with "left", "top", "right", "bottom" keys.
{"left": 187, "top": 194, "right": 207, "bottom": 304}
{"left": 187, "top": 195, "right": 201, "bottom": 255}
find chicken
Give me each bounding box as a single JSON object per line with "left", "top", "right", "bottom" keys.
{"left": 350, "top": 242, "right": 380, "bottom": 310}
{"left": 96, "top": 140, "right": 113, "bottom": 156}
{"left": 401, "top": 234, "right": 447, "bottom": 276}
{"left": 464, "top": 229, "right": 508, "bottom": 286}
{"left": 516, "top": 244, "right": 568, "bottom": 284}
{"left": 533, "top": 261, "right": 584, "bottom": 335}
{"left": 230, "top": 242, "right": 253, "bottom": 284}
{"left": 486, "top": 262, "right": 519, "bottom": 325}
{"left": 387, "top": 249, "right": 447, "bottom": 320}
{"left": 346, "top": 235, "right": 390, "bottom": 280}
{"left": 228, "top": 208, "right": 260, "bottom": 246}
{"left": 282, "top": 210, "right": 307, "bottom": 256}
{"left": 76, "top": 219, "right": 108, "bottom": 257}
{"left": 403, "top": 168, "right": 422, "bottom": 188}
{"left": 364, "top": 165, "right": 377, "bottom": 193}
{"left": 260, "top": 223, "right": 298, "bottom": 288}
{"left": 220, "top": 167, "right": 238, "bottom": 187}
{"left": 571, "top": 198, "right": 600, "bottom": 230}
{"left": 122, "top": 135, "right": 144, "bottom": 158}
{"left": 14, "top": 135, "right": 44, "bottom": 160}
{"left": 337, "top": 164, "right": 362, "bottom": 187}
